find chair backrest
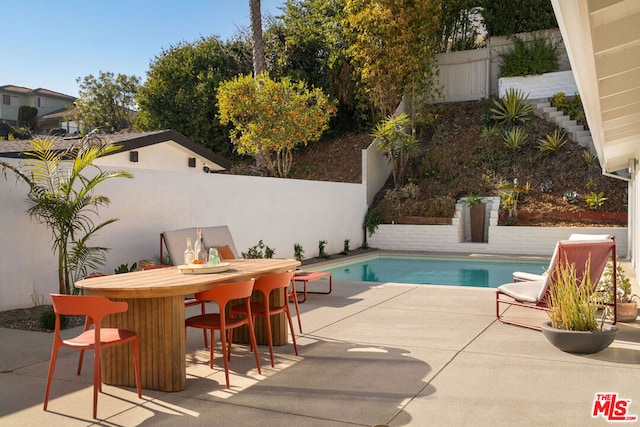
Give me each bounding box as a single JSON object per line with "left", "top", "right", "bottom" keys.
{"left": 161, "top": 226, "right": 238, "bottom": 265}
{"left": 50, "top": 294, "right": 128, "bottom": 330}
{"left": 194, "top": 279, "right": 255, "bottom": 308}
{"left": 254, "top": 271, "right": 295, "bottom": 295}
{"left": 538, "top": 239, "right": 616, "bottom": 302}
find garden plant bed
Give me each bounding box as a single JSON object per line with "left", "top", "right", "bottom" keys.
{"left": 0, "top": 305, "right": 84, "bottom": 332}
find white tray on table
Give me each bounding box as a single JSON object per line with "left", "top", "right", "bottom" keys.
{"left": 177, "top": 262, "right": 231, "bottom": 274}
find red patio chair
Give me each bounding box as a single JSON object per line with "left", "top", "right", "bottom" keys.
{"left": 185, "top": 279, "right": 261, "bottom": 388}
{"left": 43, "top": 294, "right": 142, "bottom": 419}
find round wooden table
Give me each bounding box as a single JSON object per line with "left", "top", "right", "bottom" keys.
{"left": 75, "top": 258, "right": 300, "bottom": 391}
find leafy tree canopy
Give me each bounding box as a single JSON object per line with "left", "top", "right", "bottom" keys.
{"left": 135, "top": 36, "right": 253, "bottom": 156}
{"left": 72, "top": 71, "right": 140, "bottom": 133}
{"left": 217, "top": 72, "right": 337, "bottom": 178}
{"left": 265, "top": 0, "right": 370, "bottom": 132}
{"left": 482, "top": 0, "right": 558, "bottom": 38}
{"left": 344, "top": 0, "right": 441, "bottom": 120}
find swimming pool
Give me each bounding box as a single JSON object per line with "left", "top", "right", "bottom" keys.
{"left": 317, "top": 255, "right": 548, "bottom": 288}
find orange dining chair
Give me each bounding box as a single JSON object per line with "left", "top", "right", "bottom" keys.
{"left": 231, "top": 271, "right": 299, "bottom": 367}
{"left": 185, "top": 279, "right": 261, "bottom": 389}
{"left": 44, "top": 294, "right": 142, "bottom": 419}
{"left": 143, "top": 264, "right": 209, "bottom": 348}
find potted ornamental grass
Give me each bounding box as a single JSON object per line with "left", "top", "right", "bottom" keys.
{"left": 595, "top": 258, "right": 639, "bottom": 323}
{"left": 540, "top": 260, "right": 618, "bottom": 354}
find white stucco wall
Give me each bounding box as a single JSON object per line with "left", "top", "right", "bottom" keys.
{"left": 93, "top": 141, "right": 225, "bottom": 173}
{"left": 0, "top": 160, "right": 368, "bottom": 310}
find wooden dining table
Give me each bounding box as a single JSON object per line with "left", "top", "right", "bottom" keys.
{"left": 75, "top": 258, "right": 300, "bottom": 392}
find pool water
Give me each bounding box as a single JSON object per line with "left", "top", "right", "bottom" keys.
{"left": 318, "top": 256, "right": 548, "bottom": 288}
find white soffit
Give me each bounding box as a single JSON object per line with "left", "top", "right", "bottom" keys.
{"left": 552, "top": 0, "right": 640, "bottom": 172}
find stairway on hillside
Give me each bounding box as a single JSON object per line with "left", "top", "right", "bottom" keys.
{"left": 532, "top": 99, "right": 594, "bottom": 153}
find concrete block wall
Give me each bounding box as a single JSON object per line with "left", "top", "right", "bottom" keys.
{"left": 369, "top": 220, "right": 628, "bottom": 258}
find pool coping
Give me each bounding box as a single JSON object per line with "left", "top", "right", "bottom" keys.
{"left": 300, "top": 249, "right": 551, "bottom": 272}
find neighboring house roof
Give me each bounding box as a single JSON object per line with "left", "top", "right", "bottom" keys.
{"left": 551, "top": 0, "right": 640, "bottom": 174}
{"left": 0, "top": 129, "right": 231, "bottom": 171}
{"left": 38, "top": 107, "right": 72, "bottom": 120}
{"left": 0, "top": 85, "right": 76, "bottom": 102}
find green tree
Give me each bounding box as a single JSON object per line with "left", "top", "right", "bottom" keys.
{"left": 438, "top": 0, "right": 485, "bottom": 52}
{"left": 1, "top": 132, "right": 133, "bottom": 294}
{"left": 136, "top": 36, "right": 253, "bottom": 155}
{"left": 482, "top": 0, "right": 558, "bottom": 37}
{"left": 344, "top": 0, "right": 441, "bottom": 121}
{"left": 217, "top": 72, "right": 336, "bottom": 178}
{"left": 72, "top": 71, "right": 140, "bottom": 133}
{"left": 17, "top": 106, "right": 38, "bottom": 131}
{"left": 266, "top": 0, "right": 369, "bottom": 132}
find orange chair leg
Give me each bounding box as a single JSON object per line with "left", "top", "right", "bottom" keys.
{"left": 43, "top": 346, "right": 60, "bottom": 411}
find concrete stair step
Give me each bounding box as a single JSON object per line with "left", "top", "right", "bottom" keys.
{"left": 545, "top": 110, "right": 564, "bottom": 119}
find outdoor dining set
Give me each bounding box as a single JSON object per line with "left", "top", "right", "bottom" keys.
{"left": 43, "top": 225, "right": 334, "bottom": 419}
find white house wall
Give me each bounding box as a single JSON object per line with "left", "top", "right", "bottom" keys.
{"left": 93, "top": 140, "right": 225, "bottom": 173}
{"left": 0, "top": 161, "right": 368, "bottom": 310}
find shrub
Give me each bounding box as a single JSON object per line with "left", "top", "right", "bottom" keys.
{"left": 364, "top": 208, "right": 384, "bottom": 237}
{"left": 39, "top": 307, "right": 68, "bottom": 330}
{"left": 293, "top": 243, "right": 304, "bottom": 262}
{"left": 114, "top": 263, "right": 137, "bottom": 274}
{"left": 551, "top": 92, "right": 586, "bottom": 124}
{"left": 242, "top": 240, "right": 275, "bottom": 259}
{"left": 341, "top": 239, "right": 350, "bottom": 255}
{"left": 318, "top": 240, "right": 329, "bottom": 259}
{"left": 500, "top": 36, "right": 559, "bottom": 77}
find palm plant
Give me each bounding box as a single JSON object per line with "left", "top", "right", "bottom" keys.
{"left": 490, "top": 88, "right": 534, "bottom": 126}
{"left": 372, "top": 113, "right": 418, "bottom": 189}
{"left": 2, "top": 132, "right": 133, "bottom": 294}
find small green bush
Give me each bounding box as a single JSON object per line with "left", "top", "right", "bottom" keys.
{"left": 500, "top": 36, "right": 559, "bottom": 77}
{"left": 318, "top": 240, "right": 329, "bottom": 259}
{"left": 242, "top": 240, "right": 275, "bottom": 259}
{"left": 363, "top": 208, "right": 384, "bottom": 237}
{"left": 39, "top": 308, "right": 68, "bottom": 330}
{"left": 293, "top": 243, "right": 304, "bottom": 262}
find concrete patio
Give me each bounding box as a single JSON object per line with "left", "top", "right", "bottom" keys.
{"left": 1, "top": 262, "right": 639, "bottom": 426}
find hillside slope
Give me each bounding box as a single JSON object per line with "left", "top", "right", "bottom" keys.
{"left": 232, "top": 100, "right": 627, "bottom": 227}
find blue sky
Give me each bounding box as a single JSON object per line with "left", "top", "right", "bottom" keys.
{"left": 1, "top": 0, "right": 286, "bottom": 97}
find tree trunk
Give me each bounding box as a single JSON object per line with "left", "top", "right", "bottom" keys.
{"left": 249, "top": 0, "right": 266, "bottom": 77}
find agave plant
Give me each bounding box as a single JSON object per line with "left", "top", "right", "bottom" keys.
{"left": 538, "top": 129, "right": 567, "bottom": 153}
{"left": 502, "top": 127, "right": 529, "bottom": 151}
{"left": 490, "top": 88, "right": 534, "bottom": 126}
{"left": 585, "top": 191, "right": 607, "bottom": 209}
